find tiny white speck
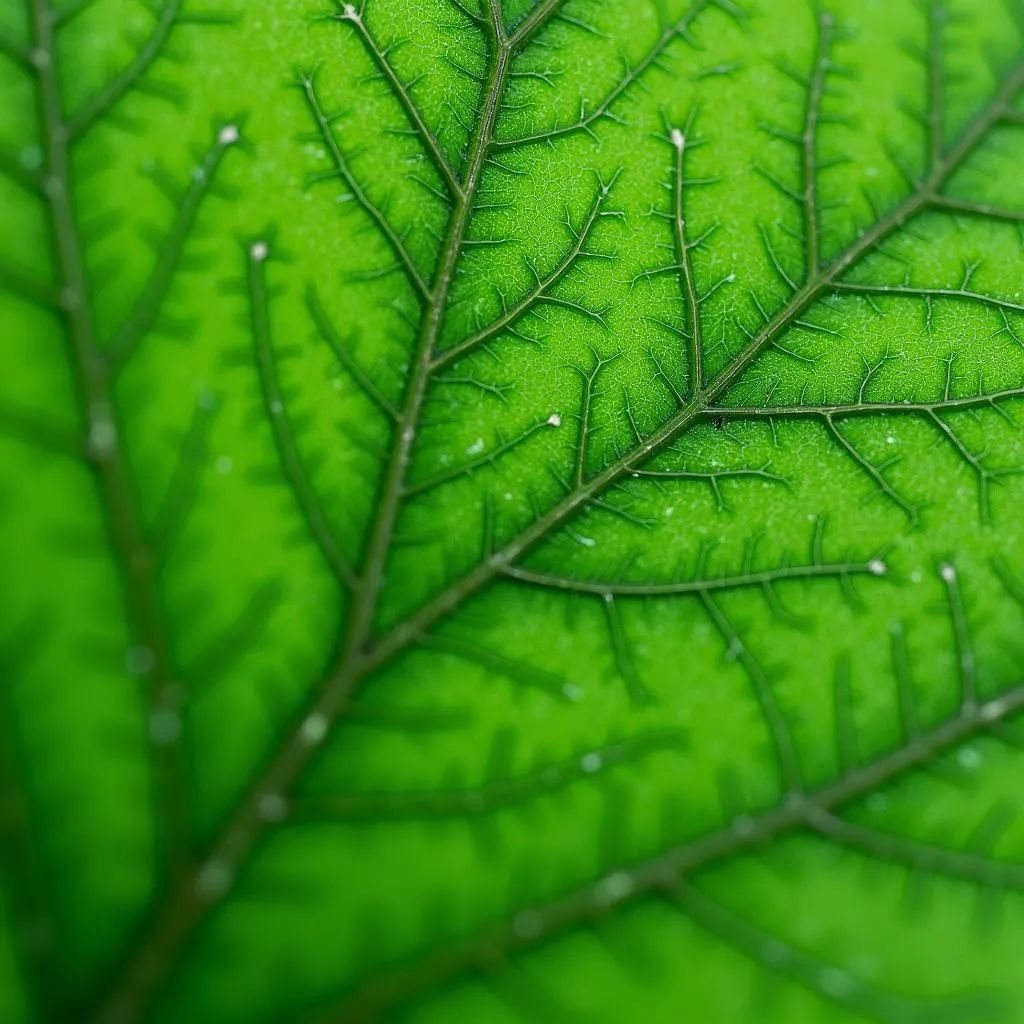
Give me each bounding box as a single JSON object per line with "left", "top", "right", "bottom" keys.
{"left": 402, "top": 427, "right": 415, "bottom": 443}
{"left": 195, "top": 860, "right": 233, "bottom": 899}
{"left": 258, "top": 793, "right": 288, "bottom": 822}
{"left": 981, "top": 698, "right": 1008, "bottom": 721}
{"left": 300, "top": 712, "right": 329, "bottom": 745}
{"left": 218, "top": 124, "right": 240, "bottom": 145}
{"left": 547, "top": 413, "right": 561, "bottom": 427}
{"left": 595, "top": 871, "right": 634, "bottom": 904}
{"left": 342, "top": 2, "right": 359, "bottom": 18}
{"left": 886, "top": 435, "right": 895, "bottom": 444}
{"left": 664, "top": 506, "right": 674, "bottom": 517}
{"left": 89, "top": 414, "right": 117, "bottom": 457}
{"left": 581, "top": 752, "right": 602, "bottom": 773}
{"left": 940, "top": 564, "right": 957, "bottom": 583}
{"left": 504, "top": 492, "right": 513, "bottom": 501}
{"left": 465, "top": 438, "right": 485, "bottom": 455}
{"left": 576, "top": 535, "right": 596, "bottom": 548}
{"left": 670, "top": 127, "right": 685, "bottom": 151}
{"left": 818, "top": 968, "right": 854, "bottom": 998}
{"left": 215, "top": 455, "right": 233, "bottom": 474}
{"left": 868, "top": 559, "right": 887, "bottom": 576}
{"left": 250, "top": 241, "right": 269, "bottom": 262}
{"left": 957, "top": 746, "right": 981, "bottom": 769}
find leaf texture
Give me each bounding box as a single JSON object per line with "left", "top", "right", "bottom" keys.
{"left": 3, "top": 0, "right": 1024, "bottom": 1021}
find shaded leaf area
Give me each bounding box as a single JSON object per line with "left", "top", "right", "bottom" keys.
{"left": 3, "top": 0, "right": 1024, "bottom": 1022}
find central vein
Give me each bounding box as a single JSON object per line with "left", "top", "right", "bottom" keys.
{"left": 342, "top": 13, "right": 512, "bottom": 658}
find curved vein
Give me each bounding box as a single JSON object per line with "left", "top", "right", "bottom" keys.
{"left": 290, "top": 729, "right": 686, "bottom": 821}
{"left": 504, "top": 560, "right": 877, "bottom": 597}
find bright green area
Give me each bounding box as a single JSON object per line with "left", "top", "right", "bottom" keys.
{"left": 3, "top": 0, "right": 1024, "bottom": 1021}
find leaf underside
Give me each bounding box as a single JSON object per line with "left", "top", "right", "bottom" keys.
{"left": 4, "top": 0, "right": 1024, "bottom": 1021}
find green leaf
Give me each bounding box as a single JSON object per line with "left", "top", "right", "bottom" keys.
{"left": 4, "top": 0, "right": 1024, "bottom": 1021}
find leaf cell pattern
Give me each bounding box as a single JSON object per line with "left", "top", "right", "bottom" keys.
{"left": 4, "top": 0, "right": 1024, "bottom": 1021}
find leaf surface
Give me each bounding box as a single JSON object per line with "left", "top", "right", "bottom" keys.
{"left": 3, "top": 0, "right": 1024, "bottom": 1021}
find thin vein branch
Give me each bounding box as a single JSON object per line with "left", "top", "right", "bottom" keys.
{"left": 602, "top": 594, "right": 653, "bottom": 704}
{"left": 291, "top": 729, "right": 685, "bottom": 820}
{"left": 805, "top": 807, "right": 1024, "bottom": 889}
{"left": 570, "top": 350, "right": 618, "bottom": 486}
{"left": 301, "top": 74, "right": 431, "bottom": 301}
{"left": 148, "top": 403, "right": 216, "bottom": 553}
{"left": 338, "top": 4, "right": 462, "bottom": 197}
{"left": 307, "top": 285, "right": 400, "bottom": 422}
{"left": 940, "top": 562, "right": 977, "bottom": 712}
{"left": 432, "top": 179, "right": 614, "bottom": 369}
{"left": 669, "top": 121, "right": 704, "bottom": 395}
{"left": 493, "top": 0, "right": 714, "bottom": 150}
{"left": 930, "top": 193, "right": 1024, "bottom": 222}
{"left": 671, "top": 881, "right": 937, "bottom": 1024}
{"left": 108, "top": 125, "right": 237, "bottom": 370}
{"left": 404, "top": 415, "right": 557, "bottom": 498}
{"left": 508, "top": 0, "right": 568, "bottom": 49}
{"left": 823, "top": 413, "right": 918, "bottom": 522}
{"left": 832, "top": 280, "right": 1024, "bottom": 315}
{"left": 248, "top": 246, "right": 358, "bottom": 590}
{"left": 703, "top": 384, "right": 1024, "bottom": 419}
{"left": 309, "top": 294, "right": 401, "bottom": 421}
{"left": 66, "top": 0, "right": 182, "bottom": 140}
{"left": 701, "top": 591, "right": 803, "bottom": 792}
{"left": 505, "top": 559, "right": 878, "bottom": 597}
